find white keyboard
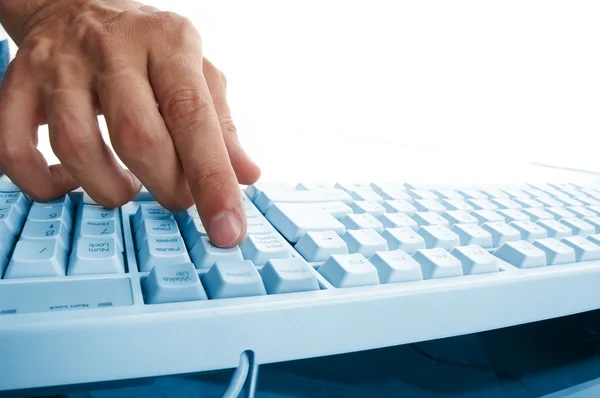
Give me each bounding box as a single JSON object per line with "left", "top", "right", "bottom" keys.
{"left": 3, "top": 178, "right": 600, "bottom": 393}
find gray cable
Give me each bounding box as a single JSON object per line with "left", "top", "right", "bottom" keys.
{"left": 243, "top": 355, "right": 259, "bottom": 398}
{"left": 220, "top": 351, "right": 251, "bottom": 398}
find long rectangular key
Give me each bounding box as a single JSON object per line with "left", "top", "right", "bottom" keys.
{"left": 28, "top": 205, "right": 72, "bottom": 230}
{"left": 265, "top": 204, "right": 346, "bottom": 243}
{"left": 79, "top": 220, "right": 123, "bottom": 252}
{"left": 20, "top": 220, "right": 71, "bottom": 253}
{"left": 68, "top": 237, "right": 125, "bottom": 275}
{"left": 132, "top": 204, "right": 173, "bottom": 233}
{"left": 4, "top": 240, "right": 67, "bottom": 278}
{"left": 255, "top": 188, "right": 352, "bottom": 213}
{"left": 134, "top": 219, "right": 180, "bottom": 250}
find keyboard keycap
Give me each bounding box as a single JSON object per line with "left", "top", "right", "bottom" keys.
{"left": 494, "top": 241, "right": 547, "bottom": 268}
{"left": 341, "top": 229, "right": 388, "bottom": 257}
{"left": 560, "top": 218, "right": 595, "bottom": 236}
{"left": 134, "top": 219, "right": 180, "bottom": 250}
{"left": 497, "top": 209, "right": 530, "bottom": 223}
{"left": 514, "top": 197, "right": 543, "bottom": 208}
{"left": 567, "top": 207, "right": 595, "bottom": 219}
{"left": 68, "top": 237, "right": 125, "bottom": 275}
{"left": 482, "top": 222, "right": 521, "bottom": 247}
{"left": 350, "top": 201, "right": 386, "bottom": 217}
{"left": 240, "top": 233, "right": 293, "bottom": 265}
{"left": 442, "top": 210, "right": 478, "bottom": 226}
{"left": 555, "top": 196, "right": 583, "bottom": 207}
{"left": 409, "top": 189, "right": 438, "bottom": 200}
{"left": 4, "top": 240, "right": 67, "bottom": 278}
{"left": 452, "top": 223, "right": 493, "bottom": 248}
{"left": 441, "top": 199, "right": 474, "bottom": 212}
{"left": 382, "top": 200, "right": 417, "bottom": 215}
{"left": 138, "top": 236, "right": 190, "bottom": 272}
{"left": 532, "top": 238, "right": 576, "bottom": 265}
{"left": 413, "top": 212, "right": 450, "bottom": 227}
{"left": 381, "top": 227, "right": 426, "bottom": 254}
{"left": 467, "top": 199, "right": 498, "bottom": 211}
{"left": 459, "top": 189, "right": 486, "bottom": 200}
{"left": 535, "top": 197, "right": 564, "bottom": 208}
{"left": 509, "top": 220, "right": 548, "bottom": 242}
{"left": 471, "top": 210, "right": 504, "bottom": 224}
{"left": 341, "top": 213, "right": 384, "bottom": 233}
{"left": 561, "top": 236, "right": 600, "bottom": 262}
{"left": 0, "top": 205, "right": 25, "bottom": 236}
{"left": 482, "top": 189, "right": 509, "bottom": 199}
{"left": 132, "top": 204, "right": 173, "bottom": 233}
{"left": 275, "top": 202, "right": 353, "bottom": 220}
{"left": 413, "top": 248, "right": 463, "bottom": 279}
{"left": 318, "top": 253, "right": 380, "bottom": 288}
{"left": 350, "top": 188, "right": 383, "bottom": 202}
{"left": 259, "top": 258, "right": 320, "bottom": 294}
{"left": 546, "top": 207, "right": 576, "bottom": 220}
{"left": 491, "top": 198, "right": 521, "bottom": 210}
{"left": 265, "top": 204, "right": 346, "bottom": 243}
{"left": 35, "top": 195, "right": 73, "bottom": 213}
{"left": 522, "top": 208, "right": 554, "bottom": 221}
{"left": 295, "top": 231, "right": 349, "bottom": 262}
{"left": 188, "top": 236, "right": 244, "bottom": 269}
{"left": 369, "top": 250, "right": 423, "bottom": 283}
{"left": 377, "top": 187, "right": 411, "bottom": 201}
{"left": 255, "top": 188, "right": 352, "bottom": 213}
{"left": 434, "top": 189, "right": 463, "bottom": 200}
{"left": 20, "top": 220, "right": 71, "bottom": 253}
{"left": 79, "top": 220, "right": 123, "bottom": 252}
{"left": 582, "top": 216, "right": 600, "bottom": 233}
{"left": 28, "top": 205, "right": 72, "bottom": 230}
{"left": 245, "top": 217, "right": 276, "bottom": 235}
{"left": 537, "top": 219, "right": 573, "bottom": 239}
{"left": 418, "top": 225, "right": 460, "bottom": 250}
{"left": 143, "top": 262, "right": 207, "bottom": 304}
{"left": 414, "top": 199, "right": 446, "bottom": 213}
{"left": 451, "top": 245, "right": 499, "bottom": 275}
{"left": 378, "top": 213, "right": 417, "bottom": 229}
{"left": 1, "top": 192, "right": 30, "bottom": 218}
{"left": 80, "top": 205, "right": 120, "bottom": 225}
{"left": 203, "top": 261, "right": 267, "bottom": 299}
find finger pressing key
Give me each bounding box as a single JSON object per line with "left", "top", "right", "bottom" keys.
{"left": 148, "top": 15, "right": 245, "bottom": 247}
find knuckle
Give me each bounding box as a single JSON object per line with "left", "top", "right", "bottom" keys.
{"left": 50, "top": 118, "right": 98, "bottom": 167}
{"left": 220, "top": 118, "right": 238, "bottom": 138}
{"left": 152, "top": 12, "right": 199, "bottom": 45}
{"left": 112, "top": 111, "right": 164, "bottom": 159}
{"left": 0, "top": 142, "right": 26, "bottom": 167}
{"left": 21, "top": 37, "right": 54, "bottom": 69}
{"left": 162, "top": 88, "right": 212, "bottom": 128}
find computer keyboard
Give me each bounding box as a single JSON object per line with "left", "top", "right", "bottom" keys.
{"left": 3, "top": 177, "right": 600, "bottom": 392}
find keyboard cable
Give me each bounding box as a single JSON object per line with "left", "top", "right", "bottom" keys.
{"left": 220, "top": 350, "right": 257, "bottom": 398}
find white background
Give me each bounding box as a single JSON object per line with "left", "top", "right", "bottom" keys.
{"left": 7, "top": 0, "right": 600, "bottom": 181}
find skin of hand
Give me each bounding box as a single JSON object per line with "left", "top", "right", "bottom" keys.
{"left": 0, "top": 0, "right": 261, "bottom": 247}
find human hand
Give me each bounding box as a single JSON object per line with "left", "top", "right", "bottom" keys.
{"left": 0, "top": 0, "right": 261, "bottom": 247}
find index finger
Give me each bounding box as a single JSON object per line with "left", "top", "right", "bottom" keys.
{"left": 147, "top": 14, "right": 245, "bottom": 248}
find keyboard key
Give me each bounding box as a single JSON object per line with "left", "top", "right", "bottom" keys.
{"left": 441, "top": 199, "right": 474, "bottom": 212}
{"left": 79, "top": 220, "right": 123, "bottom": 252}
{"left": 561, "top": 236, "right": 600, "bottom": 262}
{"left": 318, "top": 254, "right": 380, "bottom": 288}
{"left": 588, "top": 206, "right": 600, "bottom": 216}
{"left": 535, "top": 197, "right": 564, "bottom": 208}
{"left": 560, "top": 218, "right": 594, "bottom": 236}
{"left": 378, "top": 213, "right": 417, "bottom": 229}
{"left": 414, "top": 199, "right": 446, "bottom": 214}
{"left": 20, "top": 220, "right": 71, "bottom": 254}
{"left": 452, "top": 223, "right": 493, "bottom": 248}
{"left": 180, "top": 218, "right": 207, "bottom": 249}
{"left": 413, "top": 248, "right": 463, "bottom": 279}
{"left": 350, "top": 188, "right": 383, "bottom": 202}
{"left": 142, "top": 262, "right": 207, "bottom": 304}
{"left": 434, "top": 189, "right": 464, "bottom": 200}
{"left": 568, "top": 206, "right": 596, "bottom": 219}
{"left": 509, "top": 220, "right": 548, "bottom": 242}
{"left": 377, "top": 187, "right": 411, "bottom": 201}
{"left": 583, "top": 216, "right": 600, "bottom": 233}
{"left": 382, "top": 200, "right": 417, "bottom": 215}
{"left": 341, "top": 229, "right": 388, "bottom": 257}
{"left": 418, "top": 225, "right": 460, "bottom": 250}
{"left": 0, "top": 192, "right": 30, "bottom": 218}
{"left": 246, "top": 217, "right": 276, "bottom": 235}
{"left": 350, "top": 201, "right": 386, "bottom": 217}
{"left": 138, "top": 236, "right": 190, "bottom": 272}
{"left": 245, "top": 182, "right": 294, "bottom": 201}
{"left": 575, "top": 196, "right": 600, "bottom": 206}
{"left": 537, "top": 219, "right": 573, "bottom": 239}
{"left": 189, "top": 236, "right": 244, "bottom": 269}
{"left": 0, "top": 205, "right": 25, "bottom": 236}
{"left": 467, "top": 199, "right": 498, "bottom": 211}
{"left": 494, "top": 241, "right": 547, "bottom": 268}
{"left": 370, "top": 182, "right": 404, "bottom": 193}
{"left": 67, "top": 237, "right": 125, "bottom": 275}
{"left": 491, "top": 198, "right": 521, "bottom": 210}
{"left": 296, "top": 182, "right": 332, "bottom": 191}
{"left": 341, "top": 213, "right": 384, "bottom": 233}
{"left": 295, "top": 231, "right": 349, "bottom": 262}
{"left": 283, "top": 202, "right": 353, "bottom": 219}
{"left": 259, "top": 258, "right": 320, "bottom": 294}
{"left": 482, "top": 222, "right": 521, "bottom": 247}
{"left": 132, "top": 204, "right": 173, "bottom": 233}
{"left": 369, "top": 250, "right": 423, "bottom": 283}
{"left": 35, "top": 195, "right": 73, "bottom": 213}
{"left": 471, "top": 210, "right": 505, "bottom": 224}
{"left": 381, "top": 227, "right": 426, "bottom": 254}
{"left": 546, "top": 207, "right": 576, "bottom": 220}
{"left": 482, "top": 189, "right": 509, "bottom": 199}
{"left": 532, "top": 238, "right": 576, "bottom": 265}
{"left": 514, "top": 197, "right": 543, "bottom": 208}
{"left": 521, "top": 208, "right": 554, "bottom": 221}
{"left": 28, "top": 205, "right": 72, "bottom": 230}
{"left": 265, "top": 204, "right": 346, "bottom": 243}
{"left": 409, "top": 189, "right": 438, "bottom": 200}
{"left": 503, "top": 189, "right": 530, "bottom": 199}
{"left": 134, "top": 219, "right": 180, "bottom": 250}
{"left": 80, "top": 205, "right": 120, "bottom": 225}
{"left": 459, "top": 189, "right": 486, "bottom": 200}
{"left": 497, "top": 209, "right": 530, "bottom": 223}
{"left": 202, "top": 261, "right": 267, "bottom": 299}
{"left": 0, "top": 175, "right": 19, "bottom": 192}
{"left": 335, "top": 183, "right": 369, "bottom": 193}
{"left": 4, "top": 240, "right": 67, "bottom": 278}
{"left": 255, "top": 188, "right": 352, "bottom": 213}
{"left": 0, "top": 254, "right": 8, "bottom": 279}
{"left": 555, "top": 196, "right": 583, "bottom": 207}
{"left": 450, "top": 245, "right": 499, "bottom": 275}
{"left": 442, "top": 210, "right": 478, "bottom": 226}
{"left": 413, "top": 212, "right": 450, "bottom": 227}
{"left": 240, "top": 233, "right": 293, "bottom": 265}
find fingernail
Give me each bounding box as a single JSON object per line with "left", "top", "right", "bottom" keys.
{"left": 208, "top": 211, "right": 243, "bottom": 247}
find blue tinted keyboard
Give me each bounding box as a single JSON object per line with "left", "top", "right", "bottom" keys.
{"left": 4, "top": 177, "right": 600, "bottom": 392}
